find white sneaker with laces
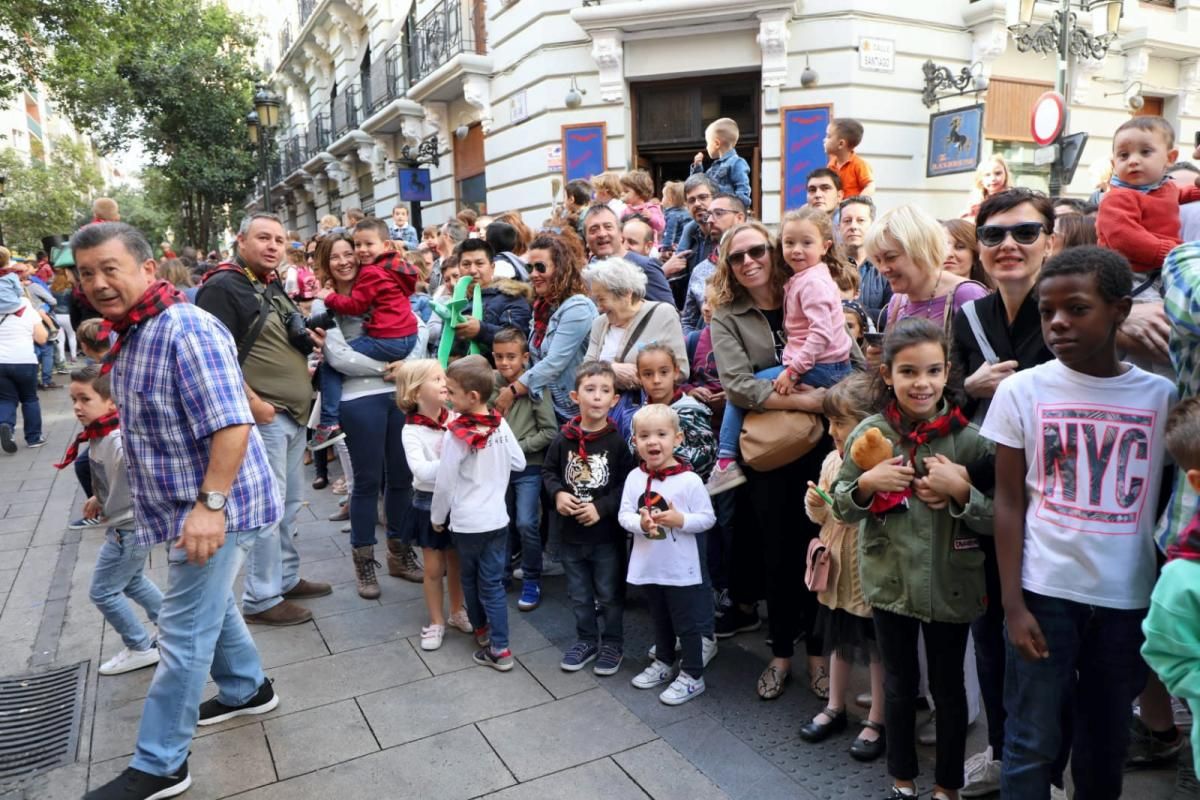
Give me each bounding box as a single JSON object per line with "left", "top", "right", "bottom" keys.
{"left": 659, "top": 672, "right": 705, "bottom": 705}
{"left": 961, "top": 747, "right": 1002, "bottom": 797}
{"left": 631, "top": 660, "right": 675, "bottom": 689}
{"left": 99, "top": 645, "right": 160, "bottom": 676}
{"left": 420, "top": 624, "right": 445, "bottom": 651}
{"left": 706, "top": 461, "right": 747, "bottom": 496}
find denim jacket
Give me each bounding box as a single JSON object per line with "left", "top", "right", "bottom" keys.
{"left": 662, "top": 206, "right": 689, "bottom": 250}
{"left": 523, "top": 293, "right": 598, "bottom": 421}
{"left": 690, "top": 149, "right": 751, "bottom": 208}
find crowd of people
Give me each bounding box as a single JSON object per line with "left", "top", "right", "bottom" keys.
{"left": 10, "top": 112, "right": 1194, "bottom": 800}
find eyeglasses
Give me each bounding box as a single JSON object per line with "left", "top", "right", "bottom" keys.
{"left": 976, "top": 222, "right": 1046, "bottom": 247}
{"left": 529, "top": 261, "right": 550, "bottom": 274}
{"left": 727, "top": 243, "right": 770, "bottom": 267}
{"left": 686, "top": 193, "right": 712, "bottom": 206}
{"left": 707, "top": 208, "right": 736, "bottom": 219}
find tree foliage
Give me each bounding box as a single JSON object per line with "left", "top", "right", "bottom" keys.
{"left": 108, "top": 175, "right": 175, "bottom": 250}
{"left": 0, "top": 0, "right": 101, "bottom": 104}
{"left": 44, "top": 0, "right": 261, "bottom": 250}
{"left": 0, "top": 137, "right": 103, "bottom": 253}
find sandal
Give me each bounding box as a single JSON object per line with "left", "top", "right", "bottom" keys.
{"left": 756, "top": 664, "right": 790, "bottom": 700}
{"left": 810, "top": 663, "right": 830, "bottom": 700}
{"left": 850, "top": 720, "right": 886, "bottom": 762}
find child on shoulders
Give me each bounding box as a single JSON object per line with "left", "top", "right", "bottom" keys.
{"left": 691, "top": 118, "right": 751, "bottom": 208}
{"left": 825, "top": 118, "right": 876, "bottom": 198}
{"left": 619, "top": 170, "right": 665, "bottom": 237}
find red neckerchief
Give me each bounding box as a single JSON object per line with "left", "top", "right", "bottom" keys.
{"left": 869, "top": 401, "right": 969, "bottom": 516}
{"left": 202, "top": 260, "right": 278, "bottom": 285}
{"left": 531, "top": 298, "right": 553, "bottom": 349}
{"left": 408, "top": 408, "right": 449, "bottom": 431}
{"left": 642, "top": 461, "right": 692, "bottom": 500}
{"left": 562, "top": 416, "right": 614, "bottom": 460}
{"left": 448, "top": 409, "right": 503, "bottom": 450}
{"left": 1167, "top": 512, "right": 1200, "bottom": 562}
{"left": 98, "top": 280, "right": 187, "bottom": 375}
{"left": 54, "top": 411, "right": 119, "bottom": 469}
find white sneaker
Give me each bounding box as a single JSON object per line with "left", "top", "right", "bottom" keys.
{"left": 420, "top": 624, "right": 445, "bottom": 651}
{"left": 447, "top": 609, "right": 473, "bottom": 634}
{"left": 706, "top": 461, "right": 747, "bottom": 496}
{"left": 1050, "top": 786, "right": 1067, "bottom": 800}
{"left": 961, "top": 747, "right": 1002, "bottom": 797}
{"left": 660, "top": 672, "right": 705, "bottom": 705}
{"left": 631, "top": 660, "right": 676, "bottom": 690}
{"left": 647, "top": 637, "right": 717, "bottom": 665}
{"left": 99, "top": 645, "right": 160, "bottom": 676}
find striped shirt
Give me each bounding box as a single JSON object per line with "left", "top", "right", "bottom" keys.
{"left": 108, "top": 303, "right": 280, "bottom": 547}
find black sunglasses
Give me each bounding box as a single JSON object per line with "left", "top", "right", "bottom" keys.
{"left": 529, "top": 261, "right": 550, "bottom": 274}
{"left": 728, "top": 243, "right": 770, "bottom": 266}
{"left": 976, "top": 222, "right": 1046, "bottom": 247}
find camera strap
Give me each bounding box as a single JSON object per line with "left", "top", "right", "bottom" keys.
{"left": 236, "top": 282, "right": 274, "bottom": 365}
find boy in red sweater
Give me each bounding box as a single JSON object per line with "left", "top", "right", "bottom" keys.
{"left": 1098, "top": 116, "right": 1200, "bottom": 289}
{"left": 313, "top": 217, "right": 419, "bottom": 448}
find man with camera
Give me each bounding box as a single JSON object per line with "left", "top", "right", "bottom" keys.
{"left": 196, "top": 212, "right": 331, "bottom": 626}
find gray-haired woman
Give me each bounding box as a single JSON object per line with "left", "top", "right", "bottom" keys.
{"left": 582, "top": 257, "right": 687, "bottom": 390}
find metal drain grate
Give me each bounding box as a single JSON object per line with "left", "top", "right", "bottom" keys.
{"left": 0, "top": 662, "right": 86, "bottom": 783}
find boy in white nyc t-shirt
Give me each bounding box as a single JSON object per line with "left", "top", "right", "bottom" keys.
{"left": 982, "top": 247, "right": 1176, "bottom": 799}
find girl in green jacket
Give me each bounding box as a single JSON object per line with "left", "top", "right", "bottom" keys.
{"left": 832, "top": 317, "right": 994, "bottom": 800}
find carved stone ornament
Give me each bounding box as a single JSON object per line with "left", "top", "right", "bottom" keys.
{"left": 1124, "top": 46, "right": 1151, "bottom": 86}
{"left": 590, "top": 30, "right": 624, "bottom": 103}
{"left": 970, "top": 19, "right": 1008, "bottom": 68}
{"left": 462, "top": 74, "right": 493, "bottom": 134}
{"left": 422, "top": 102, "right": 450, "bottom": 151}
{"left": 756, "top": 11, "right": 790, "bottom": 89}
{"left": 1181, "top": 58, "right": 1200, "bottom": 117}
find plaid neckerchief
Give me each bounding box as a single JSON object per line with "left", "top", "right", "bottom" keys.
{"left": 204, "top": 259, "right": 277, "bottom": 285}
{"left": 372, "top": 251, "right": 419, "bottom": 280}
{"left": 98, "top": 280, "right": 187, "bottom": 375}
{"left": 407, "top": 408, "right": 449, "bottom": 431}
{"left": 531, "top": 298, "right": 553, "bottom": 349}
{"left": 54, "top": 411, "right": 119, "bottom": 469}
{"left": 869, "top": 400, "right": 969, "bottom": 516}
{"left": 642, "top": 460, "right": 691, "bottom": 500}
{"left": 1167, "top": 512, "right": 1200, "bottom": 563}
{"left": 562, "top": 416, "right": 614, "bottom": 460}
{"left": 448, "top": 409, "right": 503, "bottom": 450}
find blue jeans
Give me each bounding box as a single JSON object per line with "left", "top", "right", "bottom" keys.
{"left": 341, "top": 392, "right": 411, "bottom": 547}
{"left": 242, "top": 413, "right": 303, "bottom": 614}
{"left": 319, "top": 334, "right": 416, "bottom": 426}
{"left": 561, "top": 539, "right": 625, "bottom": 646}
{"left": 717, "top": 361, "right": 851, "bottom": 458}
{"left": 0, "top": 363, "right": 41, "bottom": 443}
{"left": 89, "top": 529, "right": 163, "bottom": 651}
{"left": 507, "top": 466, "right": 542, "bottom": 581}
{"left": 451, "top": 527, "right": 509, "bottom": 651}
{"left": 35, "top": 342, "right": 54, "bottom": 385}
{"left": 131, "top": 528, "right": 268, "bottom": 776}
{"left": 74, "top": 448, "right": 93, "bottom": 499}
{"left": 1001, "top": 591, "right": 1148, "bottom": 800}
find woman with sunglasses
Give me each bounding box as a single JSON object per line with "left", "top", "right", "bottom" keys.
{"left": 493, "top": 232, "right": 597, "bottom": 422}
{"left": 709, "top": 221, "right": 831, "bottom": 702}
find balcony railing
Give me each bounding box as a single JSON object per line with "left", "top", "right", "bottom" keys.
{"left": 284, "top": 134, "right": 305, "bottom": 173}
{"left": 306, "top": 111, "right": 330, "bottom": 157}
{"left": 269, "top": 154, "right": 285, "bottom": 186}
{"left": 365, "top": 43, "right": 407, "bottom": 115}
{"left": 298, "top": 0, "right": 316, "bottom": 25}
{"left": 279, "top": 21, "right": 292, "bottom": 58}
{"left": 408, "top": 0, "right": 484, "bottom": 86}
{"left": 331, "top": 84, "right": 359, "bottom": 139}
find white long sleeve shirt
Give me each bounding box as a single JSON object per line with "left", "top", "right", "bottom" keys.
{"left": 401, "top": 414, "right": 457, "bottom": 494}
{"left": 430, "top": 418, "right": 526, "bottom": 533}
{"left": 619, "top": 468, "right": 715, "bottom": 586}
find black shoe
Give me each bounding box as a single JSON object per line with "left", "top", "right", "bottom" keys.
{"left": 799, "top": 706, "right": 848, "bottom": 743}
{"left": 84, "top": 761, "right": 191, "bottom": 799}
{"left": 714, "top": 604, "right": 761, "bottom": 639}
{"left": 0, "top": 423, "right": 15, "bottom": 454}
{"left": 849, "top": 721, "right": 886, "bottom": 762}
{"left": 197, "top": 678, "right": 278, "bottom": 726}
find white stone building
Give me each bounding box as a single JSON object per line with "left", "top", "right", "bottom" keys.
{"left": 254, "top": 0, "right": 1200, "bottom": 236}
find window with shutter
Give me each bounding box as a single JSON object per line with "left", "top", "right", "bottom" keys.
{"left": 983, "top": 77, "right": 1054, "bottom": 143}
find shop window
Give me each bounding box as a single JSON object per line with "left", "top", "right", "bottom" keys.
{"left": 983, "top": 77, "right": 1053, "bottom": 143}
{"left": 991, "top": 141, "right": 1051, "bottom": 194}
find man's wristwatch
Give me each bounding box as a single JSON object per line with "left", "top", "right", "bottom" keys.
{"left": 197, "top": 491, "right": 228, "bottom": 512}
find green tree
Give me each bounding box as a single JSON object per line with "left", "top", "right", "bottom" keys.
{"left": 109, "top": 176, "right": 175, "bottom": 250}
{"left": 0, "top": 137, "right": 103, "bottom": 253}
{"left": 0, "top": 0, "right": 101, "bottom": 104}
{"left": 44, "top": 0, "right": 260, "bottom": 250}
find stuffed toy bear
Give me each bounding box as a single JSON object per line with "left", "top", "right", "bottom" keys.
{"left": 850, "top": 426, "right": 909, "bottom": 516}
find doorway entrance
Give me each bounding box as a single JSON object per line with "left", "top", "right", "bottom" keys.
{"left": 631, "top": 72, "right": 761, "bottom": 216}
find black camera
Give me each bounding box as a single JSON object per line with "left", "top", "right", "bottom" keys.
{"left": 285, "top": 311, "right": 315, "bottom": 355}
{"left": 305, "top": 310, "right": 335, "bottom": 331}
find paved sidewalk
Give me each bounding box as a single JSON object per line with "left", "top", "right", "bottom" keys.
{"left": 0, "top": 386, "right": 1180, "bottom": 799}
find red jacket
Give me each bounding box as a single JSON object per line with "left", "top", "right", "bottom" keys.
{"left": 324, "top": 251, "right": 418, "bottom": 338}
{"left": 1098, "top": 182, "right": 1200, "bottom": 272}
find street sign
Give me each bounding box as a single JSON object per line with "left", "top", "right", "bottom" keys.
{"left": 1034, "top": 144, "right": 1059, "bottom": 166}
{"left": 1059, "top": 131, "right": 1089, "bottom": 186}
{"left": 859, "top": 38, "right": 895, "bottom": 73}
{"left": 397, "top": 168, "right": 432, "bottom": 202}
{"left": 1031, "top": 91, "right": 1066, "bottom": 146}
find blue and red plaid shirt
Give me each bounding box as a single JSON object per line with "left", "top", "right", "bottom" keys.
{"left": 107, "top": 303, "right": 280, "bottom": 547}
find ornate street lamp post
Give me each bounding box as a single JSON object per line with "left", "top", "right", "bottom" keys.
{"left": 247, "top": 85, "right": 282, "bottom": 213}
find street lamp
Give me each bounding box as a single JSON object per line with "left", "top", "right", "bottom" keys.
{"left": 0, "top": 174, "right": 6, "bottom": 247}
{"left": 247, "top": 85, "right": 282, "bottom": 213}
{"left": 1009, "top": 0, "right": 1123, "bottom": 195}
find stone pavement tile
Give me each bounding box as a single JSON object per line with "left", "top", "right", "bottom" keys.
{"left": 410, "top": 626, "right": 486, "bottom": 676}
{"left": 291, "top": 552, "right": 356, "bottom": 587}
{"left": 657, "top": 713, "right": 807, "bottom": 800}
{"left": 250, "top": 620, "right": 330, "bottom": 669}
{"left": 233, "top": 724, "right": 514, "bottom": 800}
{"left": 516, "top": 645, "right": 598, "bottom": 699}
{"left": 0, "top": 529, "right": 34, "bottom": 549}
{"left": 478, "top": 688, "right": 656, "bottom": 781}
{"left": 314, "top": 596, "right": 427, "bottom": 653}
{"left": 601, "top": 663, "right": 708, "bottom": 732}
{"left": 263, "top": 698, "right": 379, "bottom": 780}
{"left": 5, "top": 500, "right": 47, "bottom": 518}
{"left": 89, "top": 720, "right": 276, "bottom": 799}
{"left": 613, "top": 739, "right": 730, "bottom": 800}
{"left": 505, "top": 613, "right": 554, "bottom": 655}
{"left": 360, "top": 660, "right": 553, "bottom": 748}
{"left": 297, "top": 580, "right": 382, "bottom": 618}
{"left": 19, "top": 477, "right": 54, "bottom": 492}
{"left": 0, "top": 567, "right": 16, "bottom": 594}
{"left": 89, "top": 696, "right": 147, "bottom": 763}
{"left": 514, "top": 593, "right": 578, "bottom": 646}
{"left": 261, "top": 638, "right": 430, "bottom": 715}
{"left": 95, "top": 662, "right": 157, "bottom": 711}
{"left": 483, "top": 757, "right": 649, "bottom": 800}
{"left": 761, "top": 737, "right": 885, "bottom": 800}
{"left": 5, "top": 761, "right": 89, "bottom": 800}
{"left": 373, "top": 573, "right": 428, "bottom": 605}
{"left": 290, "top": 534, "right": 345, "bottom": 563}
{"left": 0, "top": 547, "right": 24, "bottom": 570}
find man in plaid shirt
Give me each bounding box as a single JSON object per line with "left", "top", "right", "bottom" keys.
{"left": 77, "top": 223, "right": 282, "bottom": 800}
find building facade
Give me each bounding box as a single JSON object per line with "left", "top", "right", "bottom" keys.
{"left": 253, "top": 0, "right": 1200, "bottom": 236}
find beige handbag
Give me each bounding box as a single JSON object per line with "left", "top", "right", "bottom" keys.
{"left": 739, "top": 409, "right": 824, "bottom": 471}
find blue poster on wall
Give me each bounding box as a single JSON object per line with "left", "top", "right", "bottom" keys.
{"left": 562, "top": 123, "right": 608, "bottom": 184}
{"left": 782, "top": 105, "right": 832, "bottom": 213}
{"left": 398, "top": 168, "right": 432, "bottom": 202}
{"left": 927, "top": 104, "right": 984, "bottom": 178}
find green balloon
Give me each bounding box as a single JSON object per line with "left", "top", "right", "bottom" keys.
{"left": 431, "top": 276, "right": 483, "bottom": 367}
